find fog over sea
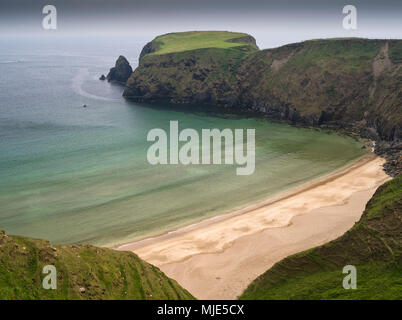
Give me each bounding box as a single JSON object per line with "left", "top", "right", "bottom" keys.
{"left": 0, "top": 36, "right": 367, "bottom": 245}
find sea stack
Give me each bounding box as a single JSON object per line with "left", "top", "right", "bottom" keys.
{"left": 106, "top": 55, "right": 133, "bottom": 84}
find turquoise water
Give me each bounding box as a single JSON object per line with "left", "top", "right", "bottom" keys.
{"left": 0, "top": 36, "right": 367, "bottom": 245}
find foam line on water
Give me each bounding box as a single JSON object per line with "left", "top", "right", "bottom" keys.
{"left": 72, "top": 68, "right": 120, "bottom": 102}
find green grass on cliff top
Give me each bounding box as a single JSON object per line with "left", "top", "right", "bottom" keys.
{"left": 150, "top": 31, "right": 258, "bottom": 55}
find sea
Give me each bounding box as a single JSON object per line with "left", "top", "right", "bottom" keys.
{"left": 0, "top": 35, "right": 367, "bottom": 245}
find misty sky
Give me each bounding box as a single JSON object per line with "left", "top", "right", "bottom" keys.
{"left": 0, "top": 0, "right": 401, "bottom": 48}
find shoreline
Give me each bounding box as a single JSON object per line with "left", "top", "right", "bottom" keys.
{"left": 116, "top": 154, "right": 390, "bottom": 299}
{"left": 113, "top": 152, "right": 372, "bottom": 251}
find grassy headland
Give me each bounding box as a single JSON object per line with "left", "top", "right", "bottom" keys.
{"left": 125, "top": 31, "right": 259, "bottom": 107}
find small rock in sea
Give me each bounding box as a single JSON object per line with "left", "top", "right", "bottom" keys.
{"left": 99, "top": 74, "right": 106, "bottom": 81}
{"left": 106, "top": 56, "right": 132, "bottom": 83}
{"left": 83, "top": 104, "right": 87, "bottom": 108}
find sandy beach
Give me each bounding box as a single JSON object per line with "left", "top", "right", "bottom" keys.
{"left": 116, "top": 155, "right": 390, "bottom": 299}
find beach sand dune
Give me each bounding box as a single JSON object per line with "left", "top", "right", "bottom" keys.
{"left": 117, "top": 155, "right": 390, "bottom": 299}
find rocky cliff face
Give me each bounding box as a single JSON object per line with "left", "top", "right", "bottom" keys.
{"left": 106, "top": 55, "right": 133, "bottom": 83}
{"left": 139, "top": 40, "right": 161, "bottom": 63}
{"left": 123, "top": 47, "right": 245, "bottom": 106}
{"left": 121, "top": 33, "right": 402, "bottom": 175}
{"left": 237, "top": 40, "right": 402, "bottom": 140}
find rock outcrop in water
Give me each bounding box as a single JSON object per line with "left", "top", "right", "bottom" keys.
{"left": 116, "top": 32, "right": 402, "bottom": 175}
{"left": 106, "top": 55, "right": 133, "bottom": 83}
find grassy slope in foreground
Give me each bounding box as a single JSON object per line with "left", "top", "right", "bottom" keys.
{"left": 0, "top": 231, "right": 194, "bottom": 300}
{"left": 240, "top": 175, "right": 402, "bottom": 300}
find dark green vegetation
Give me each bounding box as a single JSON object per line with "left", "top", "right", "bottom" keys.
{"left": 240, "top": 175, "right": 402, "bottom": 300}
{"left": 124, "top": 32, "right": 401, "bottom": 143}
{"left": 0, "top": 231, "right": 194, "bottom": 300}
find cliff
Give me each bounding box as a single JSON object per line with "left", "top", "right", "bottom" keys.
{"left": 240, "top": 175, "right": 402, "bottom": 300}
{"left": 0, "top": 230, "right": 194, "bottom": 300}
{"left": 120, "top": 32, "right": 401, "bottom": 175}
